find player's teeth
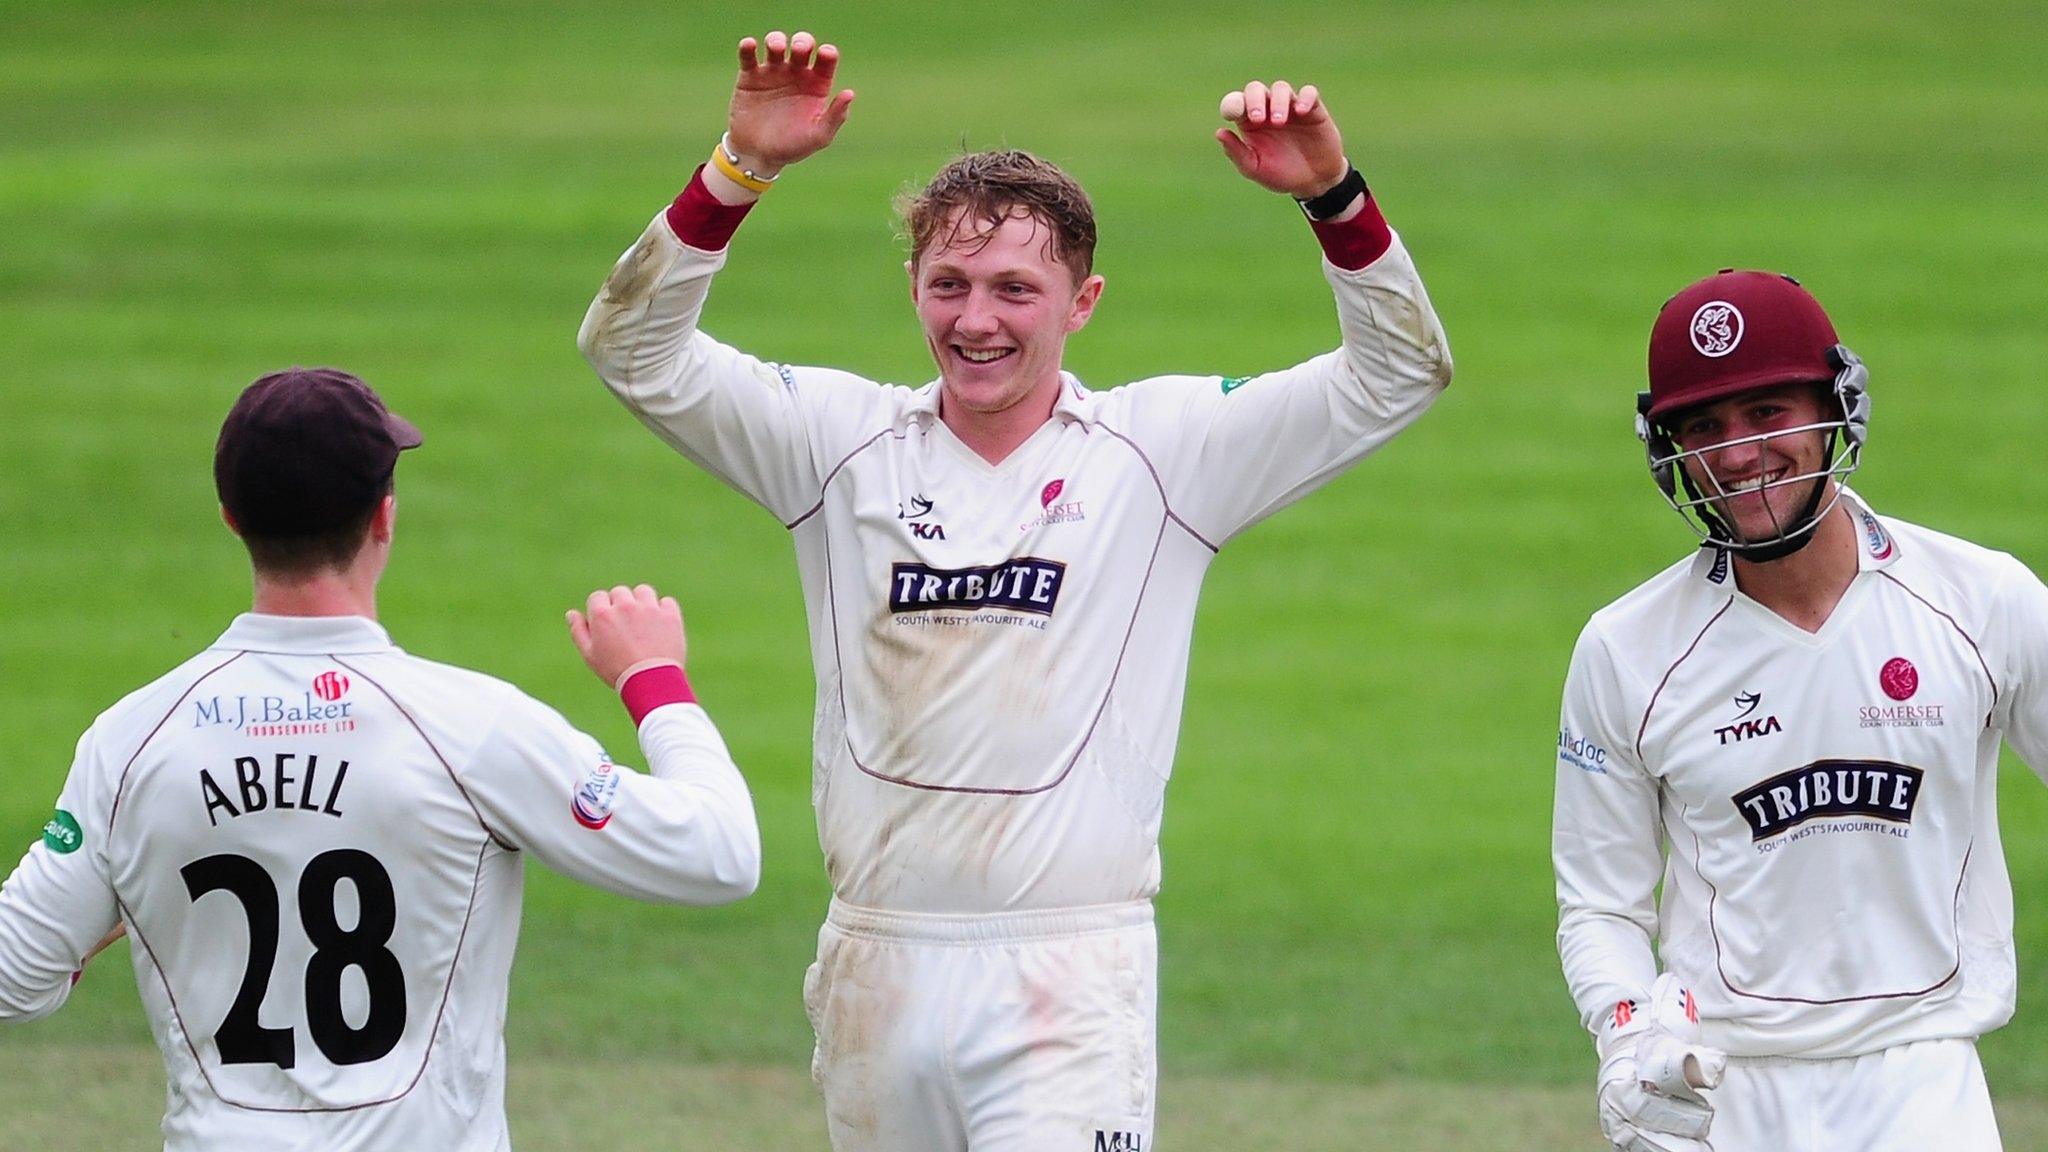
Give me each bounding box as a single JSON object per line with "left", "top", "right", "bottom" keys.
{"left": 959, "top": 348, "right": 1011, "bottom": 363}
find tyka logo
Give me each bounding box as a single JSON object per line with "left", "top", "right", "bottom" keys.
{"left": 1715, "top": 691, "right": 1782, "bottom": 745}
{"left": 898, "top": 494, "right": 945, "bottom": 540}
{"left": 890, "top": 558, "right": 1066, "bottom": 616}
{"left": 312, "top": 670, "right": 350, "bottom": 702}
{"left": 1733, "top": 759, "right": 1922, "bottom": 842}
{"left": 1095, "top": 1132, "right": 1144, "bottom": 1152}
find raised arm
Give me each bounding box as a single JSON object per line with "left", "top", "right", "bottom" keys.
{"left": 460, "top": 586, "right": 760, "bottom": 905}
{"left": 1119, "top": 81, "right": 1452, "bottom": 545}
{"left": 0, "top": 729, "right": 123, "bottom": 1022}
{"left": 576, "top": 31, "right": 875, "bottom": 524}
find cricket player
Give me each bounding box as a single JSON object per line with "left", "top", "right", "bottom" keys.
{"left": 0, "top": 367, "right": 762, "bottom": 1151}
{"left": 578, "top": 31, "right": 1451, "bottom": 1150}
{"left": 1554, "top": 269, "right": 2048, "bottom": 1151}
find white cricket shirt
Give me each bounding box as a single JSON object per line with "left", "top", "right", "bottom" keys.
{"left": 0, "top": 614, "right": 759, "bottom": 1151}
{"left": 579, "top": 194, "right": 1451, "bottom": 914}
{"left": 1555, "top": 492, "right": 2048, "bottom": 1058}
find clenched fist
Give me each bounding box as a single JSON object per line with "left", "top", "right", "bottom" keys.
{"left": 567, "top": 584, "right": 689, "bottom": 688}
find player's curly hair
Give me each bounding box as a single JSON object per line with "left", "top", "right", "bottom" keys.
{"left": 897, "top": 150, "right": 1097, "bottom": 283}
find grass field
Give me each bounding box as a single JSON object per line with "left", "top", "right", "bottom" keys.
{"left": 3, "top": 1, "right": 2046, "bottom": 1148}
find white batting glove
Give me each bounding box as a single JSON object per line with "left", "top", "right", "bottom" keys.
{"left": 1595, "top": 973, "right": 1727, "bottom": 1152}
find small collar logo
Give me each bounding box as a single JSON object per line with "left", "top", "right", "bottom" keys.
{"left": 1860, "top": 510, "right": 1894, "bottom": 560}
{"left": 42, "top": 809, "right": 82, "bottom": 855}
{"left": 1220, "top": 375, "right": 1250, "bottom": 395}
{"left": 1706, "top": 545, "right": 1731, "bottom": 585}
{"left": 1880, "top": 658, "right": 1919, "bottom": 701}
{"left": 312, "top": 670, "right": 350, "bottom": 702}
{"left": 1690, "top": 301, "right": 1743, "bottom": 358}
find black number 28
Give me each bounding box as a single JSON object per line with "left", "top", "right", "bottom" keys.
{"left": 180, "top": 850, "right": 407, "bottom": 1069}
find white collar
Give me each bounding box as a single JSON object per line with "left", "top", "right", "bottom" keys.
{"left": 211, "top": 613, "right": 395, "bottom": 655}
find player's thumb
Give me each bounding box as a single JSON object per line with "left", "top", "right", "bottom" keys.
{"left": 824, "top": 89, "right": 856, "bottom": 132}
{"left": 1214, "top": 128, "right": 1256, "bottom": 176}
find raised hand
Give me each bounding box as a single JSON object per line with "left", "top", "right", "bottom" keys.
{"left": 727, "top": 30, "right": 856, "bottom": 174}
{"left": 1214, "top": 81, "right": 1349, "bottom": 199}
{"left": 567, "top": 584, "right": 689, "bottom": 689}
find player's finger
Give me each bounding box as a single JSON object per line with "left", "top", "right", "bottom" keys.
{"left": 815, "top": 42, "right": 841, "bottom": 84}
{"left": 764, "top": 30, "right": 789, "bottom": 63}
{"left": 790, "top": 30, "right": 816, "bottom": 65}
{"left": 586, "top": 589, "right": 610, "bottom": 617}
{"left": 634, "top": 583, "right": 659, "bottom": 607}
{"left": 1294, "top": 83, "right": 1321, "bottom": 119}
{"left": 660, "top": 595, "right": 683, "bottom": 624}
{"left": 1214, "top": 127, "right": 1256, "bottom": 175}
{"left": 1243, "top": 80, "right": 1269, "bottom": 124}
{"left": 1269, "top": 81, "right": 1294, "bottom": 126}
{"left": 566, "top": 610, "right": 591, "bottom": 651}
{"left": 823, "top": 88, "right": 856, "bottom": 132}
{"left": 737, "top": 36, "right": 760, "bottom": 71}
{"left": 609, "top": 584, "right": 634, "bottom": 610}
{"left": 1219, "top": 90, "right": 1247, "bottom": 122}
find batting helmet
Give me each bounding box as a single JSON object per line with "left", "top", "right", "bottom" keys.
{"left": 1634, "top": 270, "right": 1871, "bottom": 560}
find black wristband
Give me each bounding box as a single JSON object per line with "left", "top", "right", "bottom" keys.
{"left": 1295, "top": 166, "right": 1369, "bottom": 222}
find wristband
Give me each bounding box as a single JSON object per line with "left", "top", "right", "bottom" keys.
{"left": 710, "top": 134, "right": 778, "bottom": 194}
{"left": 1295, "top": 165, "right": 1368, "bottom": 222}
{"left": 619, "top": 663, "right": 696, "bottom": 726}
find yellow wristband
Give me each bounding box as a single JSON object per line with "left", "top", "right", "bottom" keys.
{"left": 709, "top": 138, "right": 776, "bottom": 194}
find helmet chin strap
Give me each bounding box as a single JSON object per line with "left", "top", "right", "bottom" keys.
{"left": 1684, "top": 430, "right": 1838, "bottom": 564}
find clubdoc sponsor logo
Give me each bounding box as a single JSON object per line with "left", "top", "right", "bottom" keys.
{"left": 1019, "top": 478, "right": 1085, "bottom": 532}
{"left": 572, "top": 757, "right": 623, "bottom": 830}
{"left": 41, "top": 810, "right": 82, "bottom": 855}
{"left": 1733, "top": 759, "right": 1921, "bottom": 846}
{"left": 1558, "top": 726, "right": 1609, "bottom": 774}
{"left": 192, "top": 688, "right": 356, "bottom": 737}
{"left": 890, "top": 558, "right": 1066, "bottom": 617}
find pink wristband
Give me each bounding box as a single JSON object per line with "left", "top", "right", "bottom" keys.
{"left": 665, "top": 166, "right": 757, "bottom": 251}
{"left": 1309, "top": 196, "right": 1393, "bottom": 271}
{"left": 619, "top": 664, "right": 696, "bottom": 726}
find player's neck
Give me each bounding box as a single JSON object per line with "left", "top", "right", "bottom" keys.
{"left": 939, "top": 378, "right": 1061, "bottom": 465}
{"left": 250, "top": 568, "right": 380, "bottom": 620}
{"left": 1729, "top": 502, "right": 1859, "bottom": 634}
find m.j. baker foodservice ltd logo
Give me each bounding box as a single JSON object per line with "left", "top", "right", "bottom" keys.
{"left": 192, "top": 671, "right": 358, "bottom": 737}
{"left": 1859, "top": 657, "right": 1944, "bottom": 729}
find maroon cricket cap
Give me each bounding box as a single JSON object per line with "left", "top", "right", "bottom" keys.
{"left": 1646, "top": 270, "right": 1840, "bottom": 423}
{"left": 214, "top": 367, "right": 422, "bottom": 536}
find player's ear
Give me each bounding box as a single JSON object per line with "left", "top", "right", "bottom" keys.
{"left": 1065, "top": 274, "right": 1104, "bottom": 334}
{"left": 370, "top": 493, "right": 397, "bottom": 545}
{"left": 220, "top": 506, "right": 243, "bottom": 539}
{"left": 905, "top": 259, "right": 919, "bottom": 304}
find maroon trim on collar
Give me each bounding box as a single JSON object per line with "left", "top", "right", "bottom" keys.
{"left": 1309, "top": 196, "right": 1393, "bottom": 271}
{"left": 664, "top": 166, "right": 757, "bottom": 251}
{"left": 621, "top": 664, "right": 697, "bottom": 725}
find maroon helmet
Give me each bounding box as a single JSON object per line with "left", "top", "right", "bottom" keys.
{"left": 1635, "top": 270, "right": 1870, "bottom": 560}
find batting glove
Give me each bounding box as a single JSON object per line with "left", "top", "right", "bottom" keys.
{"left": 1595, "top": 973, "right": 1728, "bottom": 1152}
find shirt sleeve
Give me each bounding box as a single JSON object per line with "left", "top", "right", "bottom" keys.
{"left": 0, "top": 726, "right": 122, "bottom": 1022}
{"left": 1111, "top": 200, "right": 1453, "bottom": 546}
{"left": 1553, "top": 621, "right": 1662, "bottom": 1040}
{"left": 458, "top": 692, "right": 761, "bottom": 905}
{"left": 1991, "top": 554, "right": 2048, "bottom": 779}
{"left": 576, "top": 172, "right": 889, "bottom": 525}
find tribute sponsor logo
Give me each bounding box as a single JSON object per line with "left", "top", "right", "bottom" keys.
{"left": 1019, "top": 478, "right": 1085, "bottom": 532}
{"left": 1733, "top": 759, "right": 1921, "bottom": 843}
{"left": 1558, "top": 726, "right": 1609, "bottom": 774}
{"left": 890, "top": 558, "right": 1066, "bottom": 616}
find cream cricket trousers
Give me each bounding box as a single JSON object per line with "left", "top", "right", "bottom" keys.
{"left": 1711, "top": 1037, "right": 2000, "bottom": 1151}
{"left": 804, "top": 899, "right": 1157, "bottom": 1152}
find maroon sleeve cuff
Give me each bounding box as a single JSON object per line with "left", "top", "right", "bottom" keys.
{"left": 620, "top": 664, "right": 697, "bottom": 726}
{"left": 664, "top": 166, "right": 757, "bottom": 251}
{"left": 1309, "top": 196, "right": 1394, "bottom": 272}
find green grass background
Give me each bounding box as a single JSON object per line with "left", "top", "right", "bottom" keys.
{"left": 3, "top": 1, "right": 2045, "bottom": 1146}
